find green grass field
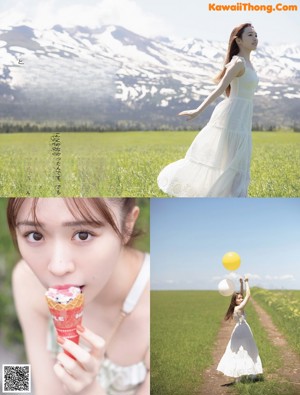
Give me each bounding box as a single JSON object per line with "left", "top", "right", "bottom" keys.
{"left": 235, "top": 302, "right": 297, "bottom": 395}
{"left": 151, "top": 290, "right": 299, "bottom": 395}
{"left": 251, "top": 288, "right": 300, "bottom": 356}
{"left": 0, "top": 131, "right": 299, "bottom": 197}
{"left": 151, "top": 291, "right": 229, "bottom": 395}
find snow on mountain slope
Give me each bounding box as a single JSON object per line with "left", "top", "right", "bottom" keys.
{"left": 0, "top": 24, "right": 299, "bottom": 128}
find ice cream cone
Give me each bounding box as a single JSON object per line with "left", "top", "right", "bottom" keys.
{"left": 45, "top": 286, "right": 84, "bottom": 358}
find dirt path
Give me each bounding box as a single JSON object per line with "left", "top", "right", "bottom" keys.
{"left": 251, "top": 299, "right": 300, "bottom": 387}
{"left": 199, "top": 299, "right": 300, "bottom": 394}
{"left": 199, "top": 319, "right": 236, "bottom": 395}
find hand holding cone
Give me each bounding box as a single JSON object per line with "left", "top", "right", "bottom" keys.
{"left": 45, "top": 285, "right": 84, "bottom": 358}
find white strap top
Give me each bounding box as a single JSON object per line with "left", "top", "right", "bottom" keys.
{"left": 233, "top": 307, "right": 246, "bottom": 323}
{"left": 105, "top": 253, "right": 150, "bottom": 349}
{"left": 225, "top": 55, "right": 259, "bottom": 100}
{"left": 123, "top": 253, "right": 150, "bottom": 314}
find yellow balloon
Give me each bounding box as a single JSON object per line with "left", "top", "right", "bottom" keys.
{"left": 222, "top": 252, "right": 241, "bottom": 271}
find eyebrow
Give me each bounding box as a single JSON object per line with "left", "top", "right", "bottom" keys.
{"left": 16, "top": 220, "right": 104, "bottom": 228}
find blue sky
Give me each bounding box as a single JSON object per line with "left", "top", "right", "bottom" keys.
{"left": 0, "top": 0, "right": 299, "bottom": 44}
{"left": 151, "top": 198, "right": 300, "bottom": 290}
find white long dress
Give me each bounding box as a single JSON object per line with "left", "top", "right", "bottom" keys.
{"left": 157, "top": 56, "right": 259, "bottom": 197}
{"left": 217, "top": 309, "right": 263, "bottom": 378}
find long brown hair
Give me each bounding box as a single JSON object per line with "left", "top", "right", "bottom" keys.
{"left": 214, "top": 23, "right": 253, "bottom": 97}
{"left": 7, "top": 198, "right": 139, "bottom": 247}
{"left": 224, "top": 280, "right": 244, "bottom": 321}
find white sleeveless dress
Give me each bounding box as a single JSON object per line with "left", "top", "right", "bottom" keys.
{"left": 157, "top": 56, "right": 259, "bottom": 197}
{"left": 47, "top": 254, "right": 150, "bottom": 395}
{"left": 217, "top": 309, "right": 263, "bottom": 378}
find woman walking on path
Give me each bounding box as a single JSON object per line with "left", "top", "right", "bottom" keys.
{"left": 157, "top": 23, "right": 259, "bottom": 197}
{"left": 217, "top": 277, "right": 263, "bottom": 381}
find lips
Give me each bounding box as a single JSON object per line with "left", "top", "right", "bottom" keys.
{"left": 51, "top": 284, "right": 85, "bottom": 291}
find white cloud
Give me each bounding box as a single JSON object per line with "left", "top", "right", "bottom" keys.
{"left": 215, "top": 273, "right": 295, "bottom": 283}
{"left": 96, "top": 0, "right": 172, "bottom": 37}
{"left": 265, "top": 274, "right": 295, "bottom": 281}
{"left": 211, "top": 272, "right": 262, "bottom": 287}
{"left": 245, "top": 273, "right": 262, "bottom": 280}
{"left": 226, "top": 272, "right": 241, "bottom": 280}
{"left": 211, "top": 273, "right": 241, "bottom": 282}
{"left": 0, "top": 0, "right": 173, "bottom": 37}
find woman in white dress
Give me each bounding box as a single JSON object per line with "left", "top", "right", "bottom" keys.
{"left": 157, "top": 23, "right": 259, "bottom": 197}
{"left": 217, "top": 277, "right": 263, "bottom": 381}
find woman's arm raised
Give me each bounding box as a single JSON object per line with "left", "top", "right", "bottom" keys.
{"left": 236, "top": 277, "right": 251, "bottom": 310}
{"left": 178, "top": 59, "right": 245, "bottom": 121}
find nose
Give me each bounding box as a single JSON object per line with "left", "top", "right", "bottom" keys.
{"left": 47, "top": 240, "right": 75, "bottom": 276}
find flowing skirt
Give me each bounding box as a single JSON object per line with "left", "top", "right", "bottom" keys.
{"left": 217, "top": 320, "right": 263, "bottom": 378}
{"left": 157, "top": 97, "right": 253, "bottom": 197}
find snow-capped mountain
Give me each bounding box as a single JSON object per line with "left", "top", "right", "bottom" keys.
{"left": 0, "top": 24, "right": 299, "bottom": 129}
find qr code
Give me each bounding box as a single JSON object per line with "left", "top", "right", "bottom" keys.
{"left": 2, "top": 364, "right": 31, "bottom": 393}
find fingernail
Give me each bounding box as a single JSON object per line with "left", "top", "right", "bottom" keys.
{"left": 76, "top": 324, "right": 85, "bottom": 333}
{"left": 57, "top": 336, "right": 65, "bottom": 345}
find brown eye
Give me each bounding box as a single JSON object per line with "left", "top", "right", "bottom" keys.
{"left": 77, "top": 232, "right": 90, "bottom": 241}
{"left": 33, "top": 233, "right": 43, "bottom": 241}
{"left": 27, "top": 232, "right": 43, "bottom": 242}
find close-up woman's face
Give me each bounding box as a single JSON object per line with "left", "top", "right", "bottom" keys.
{"left": 239, "top": 26, "right": 258, "bottom": 50}
{"left": 235, "top": 293, "right": 243, "bottom": 305}
{"left": 14, "top": 198, "right": 125, "bottom": 303}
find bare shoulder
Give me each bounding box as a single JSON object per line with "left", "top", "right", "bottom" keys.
{"left": 12, "top": 260, "right": 48, "bottom": 320}
{"left": 225, "top": 56, "right": 245, "bottom": 77}
{"left": 233, "top": 305, "right": 242, "bottom": 314}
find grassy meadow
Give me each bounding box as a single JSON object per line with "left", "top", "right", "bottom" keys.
{"left": 251, "top": 288, "right": 300, "bottom": 356}
{"left": 0, "top": 131, "right": 299, "bottom": 197}
{"left": 151, "top": 290, "right": 299, "bottom": 395}
{"left": 151, "top": 291, "right": 229, "bottom": 395}
{"left": 235, "top": 301, "right": 298, "bottom": 395}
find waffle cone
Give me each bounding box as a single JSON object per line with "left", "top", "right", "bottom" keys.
{"left": 45, "top": 290, "right": 84, "bottom": 359}
{"left": 46, "top": 293, "right": 84, "bottom": 311}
